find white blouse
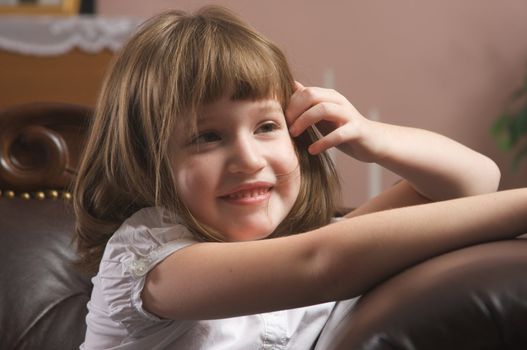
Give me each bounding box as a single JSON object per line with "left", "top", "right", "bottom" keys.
{"left": 80, "top": 207, "right": 341, "bottom": 349}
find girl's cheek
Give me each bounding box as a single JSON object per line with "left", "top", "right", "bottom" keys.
{"left": 280, "top": 139, "right": 301, "bottom": 168}
{"left": 174, "top": 157, "right": 211, "bottom": 191}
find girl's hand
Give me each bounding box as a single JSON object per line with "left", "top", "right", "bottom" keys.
{"left": 286, "top": 82, "right": 384, "bottom": 163}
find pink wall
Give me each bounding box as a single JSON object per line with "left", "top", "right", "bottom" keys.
{"left": 99, "top": 0, "right": 527, "bottom": 207}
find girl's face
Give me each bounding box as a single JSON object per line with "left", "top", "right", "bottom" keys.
{"left": 171, "top": 96, "right": 301, "bottom": 241}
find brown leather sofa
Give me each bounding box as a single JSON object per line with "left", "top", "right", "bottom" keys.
{"left": 1, "top": 103, "right": 526, "bottom": 350}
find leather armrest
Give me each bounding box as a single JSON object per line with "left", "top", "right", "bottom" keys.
{"left": 324, "top": 238, "right": 527, "bottom": 350}
{"left": 0, "top": 198, "right": 92, "bottom": 350}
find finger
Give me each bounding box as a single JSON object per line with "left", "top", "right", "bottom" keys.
{"left": 308, "top": 126, "right": 357, "bottom": 155}
{"left": 286, "top": 86, "right": 348, "bottom": 125}
{"left": 286, "top": 83, "right": 307, "bottom": 125}
{"left": 289, "top": 102, "right": 349, "bottom": 137}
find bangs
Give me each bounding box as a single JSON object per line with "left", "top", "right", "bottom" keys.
{"left": 171, "top": 10, "right": 294, "bottom": 118}
{"left": 205, "top": 31, "right": 293, "bottom": 107}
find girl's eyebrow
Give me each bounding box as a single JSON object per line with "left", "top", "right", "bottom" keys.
{"left": 257, "top": 103, "right": 284, "bottom": 115}
{"left": 196, "top": 113, "right": 214, "bottom": 124}
{"left": 196, "top": 101, "right": 283, "bottom": 123}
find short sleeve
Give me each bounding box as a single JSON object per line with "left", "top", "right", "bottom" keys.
{"left": 96, "top": 207, "right": 196, "bottom": 337}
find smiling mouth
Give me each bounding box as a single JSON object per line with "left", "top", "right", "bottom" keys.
{"left": 219, "top": 186, "right": 273, "bottom": 205}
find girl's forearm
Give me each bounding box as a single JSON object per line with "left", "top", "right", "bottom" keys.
{"left": 314, "top": 188, "right": 526, "bottom": 301}
{"left": 372, "top": 123, "right": 500, "bottom": 200}
{"left": 286, "top": 86, "right": 498, "bottom": 200}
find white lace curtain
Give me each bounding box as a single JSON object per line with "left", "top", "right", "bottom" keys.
{"left": 0, "top": 15, "right": 141, "bottom": 55}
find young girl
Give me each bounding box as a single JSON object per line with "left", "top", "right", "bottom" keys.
{"left": 75, "top": 6, "right": 527, "bottom": 349}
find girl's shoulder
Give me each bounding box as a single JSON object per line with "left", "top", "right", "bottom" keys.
{"left": 93, "top": 207, "right": 198, "bottom": 335}
{"left": 101, "top": 206, "right": 197, "bottom": 276}
{"left": 118, "top": 206, "right": 178, "bottom": 231}
{"left": 108, "top": 207, "right": 194, "bottom": 247}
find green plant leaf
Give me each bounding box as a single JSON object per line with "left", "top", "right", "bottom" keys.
{"left": 507, "top": 107, "right": 527, "bottom": 147}
{"left": 492, "top": 66, "right": 527, "bottom": 169}
{"left": 491, "top": 113, "right": 514, "bottom": 150}
{"left": 515, "top": 106, "right": 527, "bottom": 133}
{"left": 512, "top": 143, "right": 527, "bottom": 171}
{"left": 510, "top": 86, "right": 526, "bottom": 103}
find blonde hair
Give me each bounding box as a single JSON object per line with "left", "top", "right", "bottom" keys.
{"left": 74, "top": 6, "right": 340, "bottom": 275}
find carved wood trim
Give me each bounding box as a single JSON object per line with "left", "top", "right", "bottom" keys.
{"left": 0, "top": 102, "right": 92, "bottom": 191}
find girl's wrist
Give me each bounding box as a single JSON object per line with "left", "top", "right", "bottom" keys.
{"left": 362, "top": 120, "right": 391, "bottom": 163}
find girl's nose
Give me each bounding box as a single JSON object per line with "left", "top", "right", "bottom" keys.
{"left": 227, "top": 136, "right": 266, "bottom": 174}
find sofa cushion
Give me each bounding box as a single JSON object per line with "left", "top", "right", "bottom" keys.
{"left": 0, "top": 198, "right": 92, "bottom": 350}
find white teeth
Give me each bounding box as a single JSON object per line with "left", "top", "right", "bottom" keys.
{"left": 228, "top": 188, "right": 269, "bottom": 199}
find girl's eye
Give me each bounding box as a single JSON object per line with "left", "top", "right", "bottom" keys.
{"left": 190, "top": 131, "right": 221, "bottom": 145}
{"left": 256, "top": 122, "right": 279, "bottom": 134}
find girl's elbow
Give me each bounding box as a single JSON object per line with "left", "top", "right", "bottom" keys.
{"left": 470, "top": 157, "right": 501, "bottom": 195}
{"left": 488, "top": 159, "right": 501, "bottom": 191}
{"left": 481, "top": 158, "right": 501, "bottom": 193}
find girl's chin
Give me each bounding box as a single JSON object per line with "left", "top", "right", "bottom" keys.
{"left": 221, "top": 224, "right": 277, "bottom": 242}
